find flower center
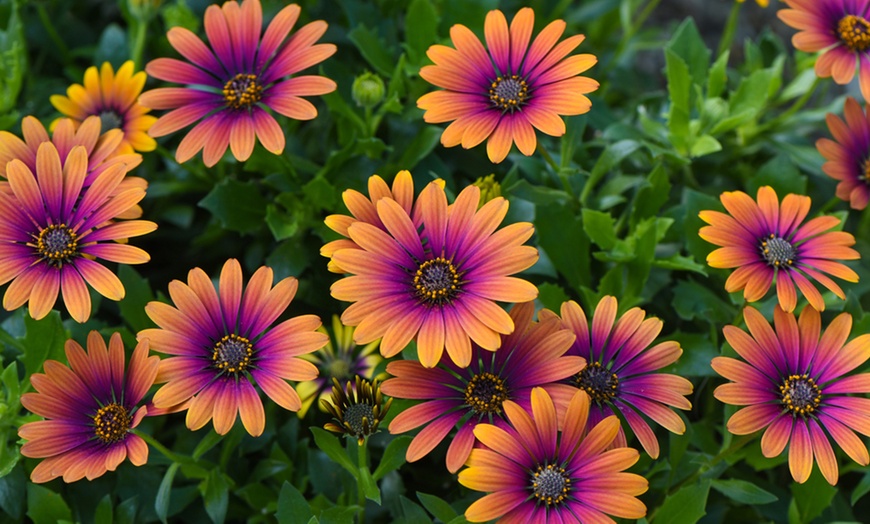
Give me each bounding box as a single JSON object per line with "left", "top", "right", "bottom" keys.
{"left": 489, "top": 75, "right": 528, "bottom": 111}
{"left": 36, "top": 224, "right": 78, "bottom": 265}
{"left": 223, "top": 73, "right": 263, "bottom": 110}
{"left": 93, "top": 403, "right": 131, "bottom": 444}
{"left": 838, "top": 15, "right": 870, "bottom": 52}
{"left": 414, "top": 257, "right": 460, "bottom": 306}
{"left": 760, "top": 234, "right": 796, "bottom": 267}
{"left": 531, "top": 464, "right": 571, "bottom": 506}
{"left": 98, "top": 110, "right": 123, "bottom": 131}
{"left": 343, "top": 402, "right": 376, "bottom": 436}
{"left": 780, "top": 374, "right": 821, "bottom": 416}
{"left": 574, "top": 362, "right": 619, "bottom": 403}
{"left": 327, "top": 359, "right": 352, "bottom": 380}
{"left": 464, "top": 372, "right": 509, "bottom": 415}
{"left": 212, "top": 334, "right": 253, "bottom": 373}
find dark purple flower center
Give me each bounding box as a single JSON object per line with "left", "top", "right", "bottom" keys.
{"left": 838, "top": 15, "right": 870, "bottom": 52}
{"left": 343, "top": 402, "right": 376, "bottom": 436}
{"left": 212, "top": 334, "right": 252, "bottom": 373}
{"left": 760, "top": 234, "right": 796, "bottom": 267}
{"left": 413, "top": 257, "right": 460, "bottom": 306}
{"left": 223, "top": 73, "right": 263, "bottom": 110}
{"left": 99, "top": 109, "right": 123, "bottom": 131}
{"left": 531, "top": 464, "right": 571, "bottom": 505}
{"left": 574, "top": 361, "right": 619, "bottom": 404}
{"left": 464, "top": 372, "right": 508, "bottom": 415}
{"left": 36, "top": 224, "right": 78, "bottom": 266}
{"left": 780, "top": 374, "right": 821, "bottom": 417}
{"left": 93, "top": 403, "right": 131, "bottom": 444}
{"left": 489, "top": 75, "right": 528, "bottom": 111}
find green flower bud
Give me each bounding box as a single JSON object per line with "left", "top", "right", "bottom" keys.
{"left": 352, "top": 72, "right": 385, "bottom": 109}
{"left": 473, "top": 174, "right": 501, "bottom": 208}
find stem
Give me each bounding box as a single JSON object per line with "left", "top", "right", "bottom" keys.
{"left": 36, "top": 4, "right": 70, "bottom": 64}
{"left": 539, "top": 143, "right": 574, "bottom": 197}
{"left": 131, "top": 19, "right": 148, "bottom": 71}
{"left": 759, "top": 77, "right": 821, "bottom": 133}
{"left": 357, "top": 441, "right": 368, "bottom": 524}
{"left": 133, "top": 430, "right": 191, "bottom": 465}
{"left": 817, "top": 195, "right": 841, "bottom": 215}
{"left": 716, "top": 2, "right": 741, "bottom": 58}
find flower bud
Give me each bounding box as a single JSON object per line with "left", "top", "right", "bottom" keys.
{"left": 352, "top": 72, "right": 385, "bottom": 109}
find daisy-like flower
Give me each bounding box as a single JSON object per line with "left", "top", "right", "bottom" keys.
{"left": 0, "top": 142, "right": 155, "bottom": 322}
{"left": 699, "top": 186, "right": 859, "bottom": 312}
{"left": 542, "top": 297, "right": 692, "bottom": 459}
{"left": 713, "top": 305, "right": 870, "bottom": 484}
{"left": 459, "top": 387, "right": 648, "bottom": 523}
{"left": 778, "top": 0, "right": 870, "bottom": 102}
{"left": 417, "top": 7, "right": 598, "bottom": 163}
{"left": 19, "top": 332, "right": 159, "bottom": 483}
{"left": 139, "top": 0, "right": 337, "bottom": 167}
{"left": 139, "top": 259, "right": 329, "bottom": 437}
{"left": 381, "top": 301, "right": 584, "bottom": 472}
{"left": 330, "top": 182, "right": 539, "bottom": 368}
{"left": 295, "top": 315, "right": 382, "bottom": 418}
{"left": 50, "top": 61, "right": 157, "bottom": 155}
{"left": 818, "top": 97, "right": 870, "bottom": 209}
{"left": 322, "top": 376, "right": 392, "bottom": 445}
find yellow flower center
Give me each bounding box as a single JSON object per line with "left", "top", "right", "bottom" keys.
{"left": 36, "top": 224, "right": 78, "bottom": 266}
{"left": 212, "top": 334, "right": 253, "bottom": 373}
{"left": 489, "top": 75, "right": 528, "bottom": 111}
{"left": 863, "top": 158, "right": 870, "bottom": 181}
{"left": 223, "top": 73, "right": 263, "bottom": 109}
{"left": 574, "top": 362, "right": 619, "bottom": 403}
{"left": 531, "top": 464, "right": 571, "bottom": 506}
{"left": 780, "top": 374, "right": 821, "bottom": 417}
{"left": 838, "top": 15, "right": 870, "bottom": 52}
{"left": 464, "top": 372, "right": 508, "bottom": 415}
{"left": 413, "top": 257, "right": 460, "bottom": 306}
{"left": 760, "top": 234, "right": 796, "bottom": 267}
{"left": 93, "top": 403, "right": 131, "bottom": 444}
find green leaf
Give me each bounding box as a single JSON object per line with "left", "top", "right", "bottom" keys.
{"left": 665, "top": 18, "right": 711, "bottom": 86}
{"left": 94, "top": 24, "right": 128, "bottom": 67}
{"left": 1, "top": 361, "right": 19, "bottom": 404}
{"left": 631, "top": 164, "right": 671, "bottom": 228}
{"left": 20, "top": 311, "right": 66, "bottom": 378}
{"left": 192, "top": 430, "right": 224, "bottom": 461}
{"left": 587, "top": 139, "right": 643, "bottom": 195}
{"left": 397, "top": 496, "right": 433, "bottom": 524}
{"left": 672, "top": 279, "right": 736, "bottom": 324}
{"left": 117, "top": 265, "right": 155, "bottom": 333}
{"left": 746, "top": 155, "right": 807, "bottom": 197}
{"left": 198, "top": 178, "right": 268, "bottom": 234}
{"left": 265, "top": 204, "right": 301, "bottom": 241}
{"left": 417, "top": 492, "right": 458, "bottom": 523}
{"left": 790, "top": 472, "right": 837, "bottom": 524}
{"left": 276, "top": 482, "right": 313, "bottom": 524}
{"left": 200, "top": 468, "right": 229, "bottom": 524}
{"left": 536, "top": 204, "right": 590, "bottom": 290}
{"left": 26, "top": 484, "right": 72, "bottom": 524}
{"left": 651, "top": 480, "right": 710, "bottom": 524}
{"left": 348, "top": 25, "right": 395, "bottom": 76}
{"left": 359, "top": 466, "right": 381, "bottom": 504}
{"left": 0, "top": 463, "right": 24, "bottom": 520}
{"left": 405, "top": 0, "right": 438, "bottom": 64}
{"left": 506, "top": 179, "right": 570, "bottom": 205}
{"left": 664, "top": 49, "right": 691, "bottom": 153}
{"left": 851, "top": 471, "right": 870, "bottom": 505}
{"left": 303, "top": 176, "right": 338, "bottom": 212}
{"left": 537, "top": 283, "right": 571, "bottom": 313}
{"left": 318, "top": 506, "right": 360, "bottom": 524}
{"left": 155, "top": 463, "right": 180, "bottom": 524}
{"left": 712, "top": 479, "right": 777, "bottom": 505}
{"left": 95, "top": 494, "right": 114, "bottom": 524}
{"left": 114, "top": 496, "right": 138, "bottom": 524}
{"left": 582, "top": 209, "right": 617, "bottom": 250}
{"left": 689, "top": 135, "right": 722, "bottom": 158}
{"left": 391, "top": 125, "right": 441, "bottom": 172}
{"left": 665, "top": 332, "right": 718, "bottom": 377}
{"left": 708, "top": 51, "right": 729, "bottom": 98}
{"left": 372, "top": 435, "right": 412, "bottom": 480}
{"left": 310, "top": 427, "right": 358, "bottom": 478}
{"left": 652, "top": 254, "right": 707, "bottom": 275}
{"left": 728, "top": 67, "right": 775, "bottom": 120}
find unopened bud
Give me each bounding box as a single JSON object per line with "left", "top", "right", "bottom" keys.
{"left": 352, "top": 72, "right": 385, "bottom": 109}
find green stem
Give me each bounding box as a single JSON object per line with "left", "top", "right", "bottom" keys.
{"left": 357, "top": 441, "right": 368, "bottom": 524}
{"left": 36, "top": 4, "right": 70, "bottom": 64}
{"left": 133, "top": 430, "right": 191, "bottom": 465}
{"left": 817, "top": 195, "right": 841, "bottom": 215}
{"left": 538, "top": 143, "right": 574, "bottom": 197}
{"left": 632, "top": 0, "right": 663, "bottom": 37}
{"left": 716, "top": 2, "right": 741, "bottom": 58}
{"left": 131, "top": 19, "right": 149, "bottom": 71}
{"left": 759, "top": 77, "right": 821, "bottom": 133}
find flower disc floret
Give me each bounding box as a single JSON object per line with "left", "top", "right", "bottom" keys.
{"left": 464, "top": 372, "right": 509, "bottom": 415}
{"left": 223, "top": 73, "right": 263, "bottom": 109}
{"left": 574, "top": 361, "right": 619, "bottom": 403}
{"left": 212, "top": 334, "right": 253, "bottom": 373}
{"left": 839, "top": 14, "right": 870, "bottom": 52}
{"left": 531, "top": 464, "right": 570, "bottom": 506}
{"left": 36, "top": 224, "right": 78, "bottom": 265}
{"left": 780, "top": 374, "right": 821, "bottom": 417}
{"left": 93, "top": 403, "right": 132, "bottom": 444}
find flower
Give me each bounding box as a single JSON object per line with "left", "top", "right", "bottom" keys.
{"left": 19, "top": 332, "right": 159, "bottom": 483}
{"left": 699, "top": 186, "right": 859, "bottom": 312}
{"left": 0, "top": 142, "right": 155, "bottom": 322}
{"left": 544, "top": 297, "right": 692, "bottom": 459}
{"left": 322, "top": 376, "right": 392, "bottom": 445}
{"left": 50, "top": 61, "right": 157, "bottom": 155}
{"left": 417, "top": 7, "right": 598, "bottom": 163}
{"left": 459, "top": 387, "right": 648, "bottom": 523}
{"left": 381, "top": 301, "right": 584, "bottom": 472}
{"left": 330, "top": 181, "right": 539, "bottom": 367}
{"left": 296, "top": 315, "right": 382, "bottom": 417}
{"left": 778, "top": 0, "right": 870, "bottom": 102}
{"left": 818, "top": 97, "right": 870, "bottom": 209}
{"left": 139, "top": 0, "right": 337, "bottom": 167}
{"left": 712, "top": 305, "right": 870, "bottom": 484}
{"left": 472, "top": 174, "right": 501, "bottom": 207}
{"left": 139, "top": 259, "right": 329, "bottom": 437}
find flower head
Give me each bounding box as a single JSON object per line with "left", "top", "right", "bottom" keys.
{"left": 380, "top": 301, "right": 584, "bottom": 472}
{"left": 818, "top": 97, "right": 870, "bottom": 209}
{"left": 330, "top": 181, "right": 539, "bottom": 367}
{"left": 778, "top": 0, "right": 870, "bottom": 101}
{"left": 295, "top": 315, "right": 382, "bottom": 417}
{"left": 19, "top": 332, "right": 159, "bottom": 483}
{"left": 139, "top": 0, "right": 337, "bottom": 166}
{"left": 322, "top": 376, "right": 392, "bottom": 445}
{"left": 139, "top": 259, "right": 329, "bottom": 437}
{"left": 417, "top": 7, "right": 598, "bottom": 163}
{"left": 699, "top": 186, "right": 859, "bottom": 312}
{"left": 50, "top": 61, "right": 157, "bottom": 155}
{"left": 459, "top": 388, "right": 648, "bottom": 523}
{"left": 545, "top": 297, "right": 692, "bottom": 459}
{"left": 713, "top": 305, "right": 870, "bottom": 484}
{"left": 0, "top": 142, "right": 155, "bottom": 322}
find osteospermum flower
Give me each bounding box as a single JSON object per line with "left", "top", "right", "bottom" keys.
{"left": 778, "top": 0, "right": 870, "bottom": 102}
{"left": 322, "top": 376, "right": 392, "bottom": 445}
{"left": 818, "top": 97, "right": 870, "bottom": 209}
{"left": 139, "top": 259, "right": 329, "bottom": 437}
{"left": 417, "top": 7, "right": 598, "bottom": 163}
{"left": 381, "top": 301, "right": 583, "bottom": 472}
{"left": 713, "top": 305, "right": 870, "bottom": 484}
{"left": 0, "top": 143, "right": 155, "bottom": 322}
{"left": 699, "top": 186, "right": 859, "bottom": 312}
{"left": 50, "top": 61, "right": 157, "bottom": 155}
{"left": 542, "top": 297, "right": 692, "bottom": 459}
{"left": 330, "top": 182, "right": 539, "bottom": 367}
{"left": 19, "top": 332, "right": 159, "bottom": 483}
{"left": 296, "top": 315, "right": 381, "bottom": 417}
{"left": 459, "top": 388, "right": 648, "bottom": 523}
{"left": 139, "top": 0, "right": 337, "bottom": 166}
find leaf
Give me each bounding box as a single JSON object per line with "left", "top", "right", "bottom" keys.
{"left": 192, "top": 430, "right": 224, "bottom": 461}
{"left": 651, "top": 479, "right": 710, "bottom": 524}
{"left": 537, "top": 282, "right": 571, "bottom": 313}
{"left": 506, "top": 179, "right": 570, "bottom": 205}
{"left": 790, "top": 472, "right": 837, "bottom": 524}
{"left": 689, "top": 135, "right": 722, "bottom": 158}
{"left": 405, "top": 0, "right": 438, "bottom": 64}
{"left": 586, "top": 139, "right": 643, "bottom": 194}
{"left": 536, "top": 204, "right": 590, "bottom": 290}
{"left": 359, "top": 466, "right": 381, "bottom": 504}
{"left": 276, "top": 481, "right": 313, "bottom": 524}
{"left": 198, "top": 178, "right": 269, "bottom": 234}
{"left": 318, "top": 505, "right": 360, "bottom": 524}
{"left": 397, "top": 496, "right": 433, "bottom": 524}
{"left": 672, "top": 279, "right": 736, "bottom": 324}
{"left": 0, "top": 463, "right": 24, "bottom": 520}
{"left": 373, "top": 435, "right": 412, "bottom": 480}
{"left": 348, "top": 25, "right": 395, "bottom": 76}
{"left": 26, "top": 484, "right": 72, "bottom": 524}
{"left": 200, "top": 468, "right": 229, "bottom": 524}
{"left": 664, "top": 332, "right": 718, "bottom": 377}
{"left": 582, "top": 209, "right": 617, "bottom": 250}
{"left": 114, "top": 496, "right": 139, "bottom": 524}
{"left": 310, "top": 427, "right": 358, "bottom": 478}
{"left": 95, "top": 494, "right": 114, "bottom": 524}
{"left": 1, "top": 361, "right": 19, "bottom": 404}
{"left": 392, "top": 125, "right": 441, "bottom": 172}
{"left": 712, "top": 479, "right": 777, "bottom": 505}
{"left": 155, "top": 463, "right": 180, "bottom": 524}
{"left": 94, "top": 24, "right": 128, "bottom": 67}
{"left": 664, "top": 49, "right": 691, "bottom": 153}
{"left": 708, "top": 51, "right": 729, "bottom": 98}
{"left": 631, "top": 164, "right": 671, "bottom": 228}
{"left": 417, "top": 492, "right": 458, "bottom": 523}
{"left": 117, "top": 266, "right": 155, "bottom": 333}
{"left": 746, "top": 155, "right": 807, "bottom": 197}
{"left": 665, "top": 18, "right": 711, "bottom": 86}
{"left": 303, "top": 176, "right": 338, "bottom": 212}
{"left": 19, "top": 311, "right": 66, "bottom": 378}
{"left": 652, "top": 254, "right": 707, "bottom": 275}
